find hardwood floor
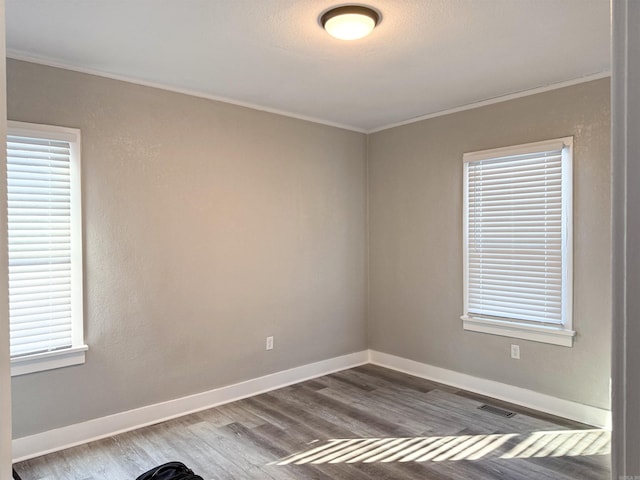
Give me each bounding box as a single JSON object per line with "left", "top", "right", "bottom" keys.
{"left": 14, "top": 365, "right": 610, "bottom": 479}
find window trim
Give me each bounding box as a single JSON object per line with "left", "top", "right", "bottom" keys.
{"left": 7, "top": 120, "right": 86, "bottom": 376}
{"left": 461, "top": 137, "right": 575, "bottom": 347}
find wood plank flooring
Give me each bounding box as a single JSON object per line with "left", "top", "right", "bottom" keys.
{"left": 14, "top": 365, "right": 611, "bottom": 479}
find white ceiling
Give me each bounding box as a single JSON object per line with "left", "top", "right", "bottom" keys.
{"left": 6, "top": 0, "right": 610, "bottom": 132}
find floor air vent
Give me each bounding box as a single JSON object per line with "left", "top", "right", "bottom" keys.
{"left": 478, "top": 404, "right": 516, "bottom": 417}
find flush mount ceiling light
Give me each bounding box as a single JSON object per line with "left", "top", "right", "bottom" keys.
{"left": 320, "top": 5, "right": 380, "bottom": 41}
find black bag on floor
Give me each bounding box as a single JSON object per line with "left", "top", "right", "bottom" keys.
{"left": 135, "top": 461, "right": 204, "bottom": 480}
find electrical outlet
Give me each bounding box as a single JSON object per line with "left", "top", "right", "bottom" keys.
{"left": 510, "top": 344, "right": 520, "bottom": 359}
{"left": 266, "top": 336, "right": 274, "bottom": 351}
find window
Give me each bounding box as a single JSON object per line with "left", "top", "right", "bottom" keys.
{"left": 461, "top": 137, "right": 574, "bottom": 347}
{"left": 7, "top": 121, "right": 86, "bottom": 375}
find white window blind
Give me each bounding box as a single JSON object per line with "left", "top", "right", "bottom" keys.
{"left": 462, "top": 138, "right": 573, "bottom": 333}
{"left": 7, "top": 122, "right": 83, "bottom": 361}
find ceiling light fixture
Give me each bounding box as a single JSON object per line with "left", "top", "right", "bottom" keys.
{"left": 320, "top": 5, "right": 380, "bottom": 41}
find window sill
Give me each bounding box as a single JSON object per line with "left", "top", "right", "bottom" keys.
{"left": 461, "top": 316, "right": 575, "bottom": 347}
{"left": 11, "top": 345, "right": 88, "bottom": 376}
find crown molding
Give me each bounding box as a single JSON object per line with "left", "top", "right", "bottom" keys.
{"left": 6, "top": 50, "right": 368, "bottom": 134}
{"left": 368, "top": 71, "right": 612, "bottom": 134}
{"left": 7, "top": 51, "right": 610, "bottom": 136}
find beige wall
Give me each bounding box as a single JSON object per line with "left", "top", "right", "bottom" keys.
{"left": 8, "top": 59, "right": 368, "bottom": 438}
{"left": 368, "top": 79, "right": 611, "bottom": 409}
{"left": 7, "top": 58, "right": 611, "bottom": 440}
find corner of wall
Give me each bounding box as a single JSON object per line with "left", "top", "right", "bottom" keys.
{"left": 364, "top": 133, "right": 372, "bottom": 349}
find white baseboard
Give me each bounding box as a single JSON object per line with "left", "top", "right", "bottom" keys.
{"left": 12, "top": 350, "right": 369, "bottom": 462}
{"left": 13, "top": 348, "right": 611, "bottom": 462}
{"left": 369, "top": 350, "right": 611, "bottom": 429}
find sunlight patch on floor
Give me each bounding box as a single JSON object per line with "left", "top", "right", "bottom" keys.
{"left": 271, "top": 429, "right": 610, "bottom": 465}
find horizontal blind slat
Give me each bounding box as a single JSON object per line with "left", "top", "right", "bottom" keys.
{"left": 9, "top": 310, "right": 71, "bottom": 325}
{"left": 468, "top": 308, "right": 563, "bottom": 324}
